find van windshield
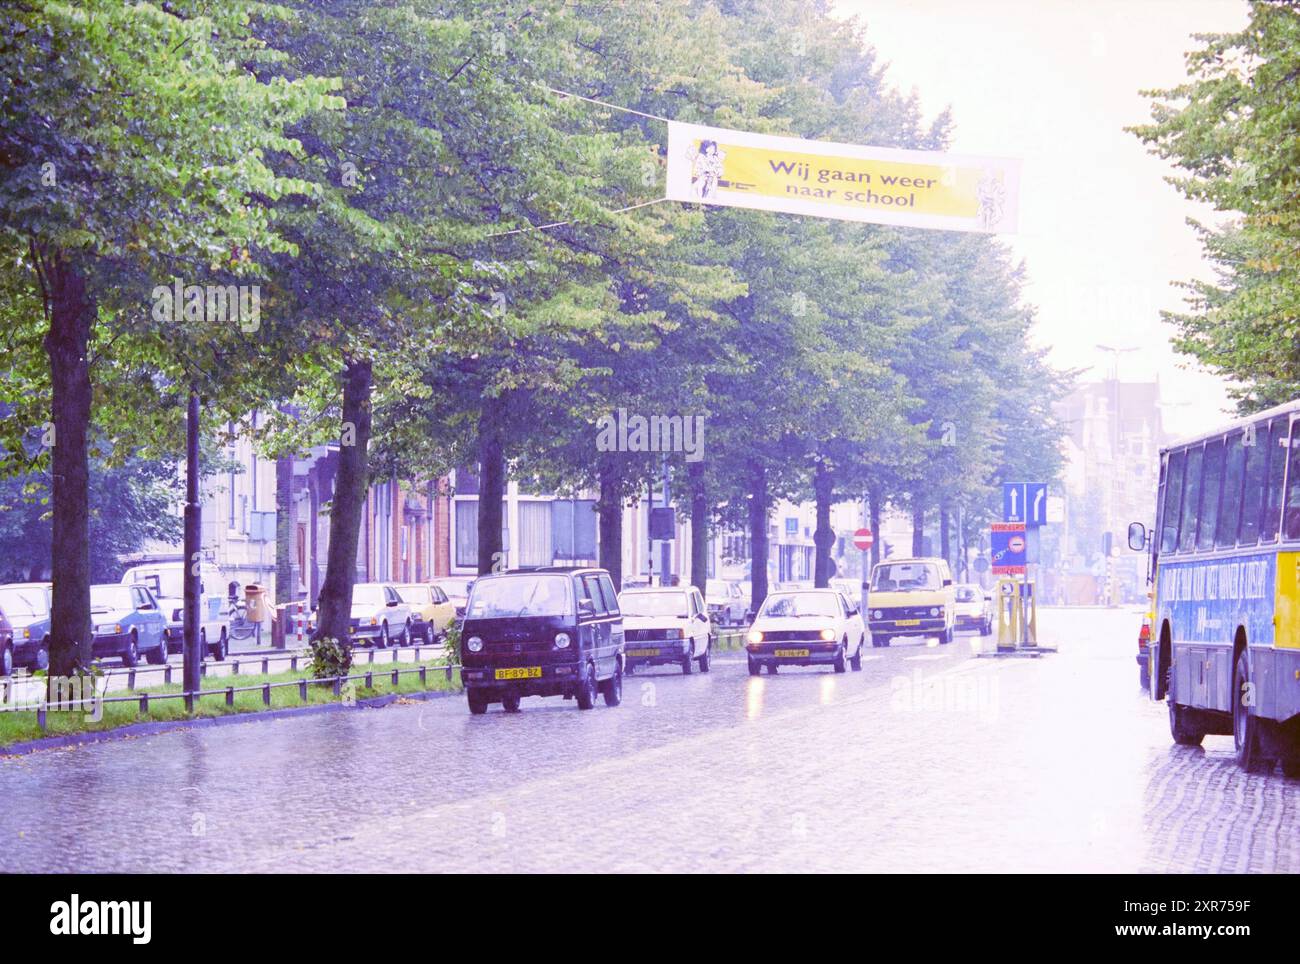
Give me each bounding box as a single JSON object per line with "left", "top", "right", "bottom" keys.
{"left": 871, "top": 563, "right": 942, "bottom": 592}
{"left": 467, "top": 575, "right": 572, "bottom": 619}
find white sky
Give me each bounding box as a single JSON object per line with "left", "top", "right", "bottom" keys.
{"left": 831, "top": 0, "right": 1250, "bottom": 437}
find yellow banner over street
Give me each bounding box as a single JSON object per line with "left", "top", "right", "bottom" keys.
{"left": 666, "top": 121, "right": 1021, "bottom": 234}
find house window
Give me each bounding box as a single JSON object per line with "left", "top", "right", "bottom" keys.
{"left": 518, "top": 501, "right": 553, "bottom": 567}
{"left": 455, "top": 500, "right": 478, "bottom": 569}
{"left": 551, "top": 499, "right": 596, "bottom": 561}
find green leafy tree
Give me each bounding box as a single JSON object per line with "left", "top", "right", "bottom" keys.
{"left": 0, "top": 0, "right": 338, "bottom": 675}
{"left": 1130, "top": 1, "right": 1300, "bottom": 411}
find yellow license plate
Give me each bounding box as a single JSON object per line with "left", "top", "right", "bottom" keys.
{"left": 494, "top": 666, "right": 541, "bottom": 680}
{"left": 628, "top": 648, "right": 660, "bottom": 657}
{"left": 896, "top": 619, "right": 921, "bottom": 626}
{"left": 773, "top": 648, "right": 810, "bottom": 657}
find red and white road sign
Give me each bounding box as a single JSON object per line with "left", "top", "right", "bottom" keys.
{"left": 1008, "top": 534, "right": 1026, "bottom": 554}
{"left": 853, "top": 528, "right": 874, "bottom": 551}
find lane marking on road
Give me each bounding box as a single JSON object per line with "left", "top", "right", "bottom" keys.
{"left": 903, "top": 654, "right": 946, "bottom": 661}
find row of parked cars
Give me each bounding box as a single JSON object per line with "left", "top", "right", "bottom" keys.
{"left": 0, "top": 562, "right": 481, "bottom": 676}
{"left": 457, "top": 557, "right": 998, "bottom": 714}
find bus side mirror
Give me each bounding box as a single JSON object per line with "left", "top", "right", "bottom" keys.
{"left": 1127, "top": 522, "right": 1148, "bottom": 552}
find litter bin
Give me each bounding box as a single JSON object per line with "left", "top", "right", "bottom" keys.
{"left": 245, "top": 584, "right": 268, "bottom": 645}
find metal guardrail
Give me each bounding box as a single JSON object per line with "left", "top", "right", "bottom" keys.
{"left": 24, "top": 661, "right": 458, "bottom": 732}
{"left": 0, "top": 638, "right": 449, "bottom": 691}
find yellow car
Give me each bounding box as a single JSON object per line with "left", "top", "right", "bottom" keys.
{"left": 394, "top": 583, "right": 458, "bottom": 644}
{"left": 866, "top": 557, "right": 957, "bottom": 646}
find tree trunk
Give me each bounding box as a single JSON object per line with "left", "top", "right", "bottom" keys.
{"left": 813, "top": 461, "right": 835, "bottom": 588}
{"left": 747, "top": 461, "right": 769, "bottom": 618}
{"left": 275, "top": 456, "right": 294, "bottom": 604}
{"left": 911, "top": 499, "right": 925, "bottom": 557}
{"left": 868, "top": 486, "right": 882, "bottom": 570}
{"left": 689, "top": 460, "right": 708, "bottom": 595}
{"left": 311, "top": 357, "right": 372, "bottom": 672}
{"left": 940, "top": 501, "right": 952, "bottom": 569}
{"left": 42, "top": 252, "right": 95, "bottom": 677}
{"left": 597, "top": 459, "right": 623, "bottom": 589}
{"left": 476, "top": 395, "right": 506, "bottom": 575}
{"left": 183, "top": 391, "right": 202, "bottom": 702}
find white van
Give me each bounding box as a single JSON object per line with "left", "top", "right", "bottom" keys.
{"left": 120, "top": 562, "right": 231, "bottom": 660}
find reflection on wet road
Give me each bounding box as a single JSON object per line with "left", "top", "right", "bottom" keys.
{"left": 2, "top": 607, "right": 1296, "bottom": 872}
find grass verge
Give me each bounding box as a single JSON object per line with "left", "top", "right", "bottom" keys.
{"left": 0, "top": 659, "right": 461, "bottom": 748}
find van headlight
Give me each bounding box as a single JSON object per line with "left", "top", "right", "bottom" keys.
{"left": 554, "top": 632, "right": 571, "bottom": 649}
{"left": 930, "top": 607, "right": 940, "bottom": 617}
{"left": 665, "top": 629, "right": 683, "bottom": 640}
{"left": 819, "top": 628, "right": 836, "bottom": 641}
{"left": 466, "top": 636, "right": 484, "bottom": 653}
{"left": 747, "top": 630, "right": 763, "bottom": 644}
{"left": 872, "top": 610, "right": 883, "bottom": 620}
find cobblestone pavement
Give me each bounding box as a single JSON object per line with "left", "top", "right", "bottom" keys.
{"left": 1, "top": 607, "right": 1297, "bottom": 873}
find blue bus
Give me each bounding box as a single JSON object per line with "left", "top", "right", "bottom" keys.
{"left": 1129, "top": 399, "right": 1300, "bottom": 775}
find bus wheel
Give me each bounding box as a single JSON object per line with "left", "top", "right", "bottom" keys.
{"left": 1233, "top": 652, "right": 1275, "bottom": 773}
{"left": 1167, "top": 665, "right": 1204, "bottom": 746}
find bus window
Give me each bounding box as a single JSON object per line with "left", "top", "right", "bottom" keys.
{"left": 1197, "top": 438, "right": 1225, "bottom": 550}
{"left": 1160, "top": 449, "right": 1185, "bottom": 553}
{"left": 1216, "top": 431, "right": 1247, "bottom": 547}
{"left": 1238, "top": 422, "right": 1270, "bottom": 543}
{"left": 1261, "top": 417, "right": 1288, "bottom": 542}
{"left": 1178, "top": 445, "right": 1204, "bottom": 553}
{"left": 1285, "top": 421, "right": 1300, "bottom": 540}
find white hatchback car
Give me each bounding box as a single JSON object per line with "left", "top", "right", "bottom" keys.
{"left": 348, "top": 583, "right": 412, "bottom": 647}
{"left": 745, "top": 588, "right": 866, "bottom": 675}
{"left": 618, "top": 586, "right": 713, "bottom": 674}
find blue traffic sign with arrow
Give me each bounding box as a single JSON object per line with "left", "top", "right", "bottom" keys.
{"left": 1003, "top": 482, "right": 1048, "bottom": 527}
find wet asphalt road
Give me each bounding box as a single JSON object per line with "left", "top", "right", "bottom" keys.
{"left": 2, "top": 606, "right": 1298, "bottom": 873}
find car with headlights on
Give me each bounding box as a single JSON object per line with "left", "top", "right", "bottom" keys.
{"left": 953, "top": 583, "right": 992, "bottom": 636}
{"left": 866, "top": 558, "right": 956, "bottom": 647}
{"left": 459, "top": 567, "right": 624, "bottom": 713}
{"left": 90, "top": 584, "right": 168, "bottom": 667}
{"left": 618, "top": 585, "right": 713, "bottom": 674}
{"left": 348, "top": 583, "right": 412, "bottom": 647}
{"left": 0, "top": 582, "right": 52, "bottom": 674}
{"left": 394, "top": 582, "right": 457, "bottom": 643}
{"left": 745, "top": 589, "right": 865, "bottom": 675}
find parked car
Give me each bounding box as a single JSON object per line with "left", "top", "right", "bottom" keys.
{"left": 953, "top": 583, "right": 992, "bottom": 636}
{"left": 0, "top": 582, "right": 52, "bottom": 673}
{"left": 90, "top": 583, "right": 168, "bottom": 667}
{"left": 431, "top": 577, "right": 475, "bottom": 618}
{"left": 459, "top": 567, "right": 624, "bottom": 713}
{"left": 0, "top": 603, "right": 12, "bottom": 678}
{"left": 349, "top": 583, "right": 412, "bottom": 647}
{"left": 745, "top": 588, "right": 865, "bottom": 675}
{"left": 120, "top": 561, "right": 230, "bottom": 660}
{"left": 865, "top": 557, "right": 957, "bottom": 647}
{"left": 618, "top": 585, "right": 712, "bottom": 674}
{"left": 705, "top": 578, "right": 745, "bottom": 627}
{"left": 394, "top": 582, "right": 457, "bottom": 643}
